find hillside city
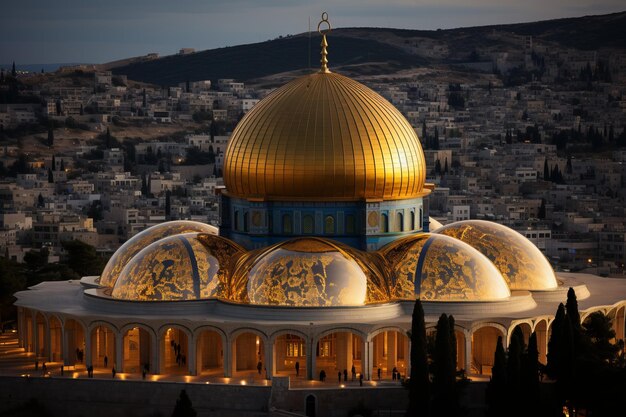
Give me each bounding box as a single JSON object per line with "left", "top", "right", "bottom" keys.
{"left": 1, "top": 32, "right": 626, "bottom": 279}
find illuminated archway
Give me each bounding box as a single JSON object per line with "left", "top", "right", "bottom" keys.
{"left": 64, "top": 318, "right": 85, "bottom": 366}
{"left": 90, "top": 324, "right": 116, "bottom": 369}
{"left": 161, "top": 326, "right": 190, "bottom": 375}
{"left": 371, "top": 329, "right": 409, "bottom": 380}
{"left": 273, "top": 332, "right": 307, "bottom": 378}
{"left": 35, "top": 312, "right": 47, "bottom": 358}
{"left": 233, "top": 331, "right": 266, "bottom": 378}
{"left": 314, "top": 330, "right": 364, "bottom": 382}
{"left": 122, "top": 326, "right": 152, "bottom": 374}
{"left": 471, "top": 325, "right": 505, "bottom": 375}
{"left": 49, "top": 315, "right": 63, "bottom": 362}
{"left": 196, "top": 328, "right": 224, "bottom": 376}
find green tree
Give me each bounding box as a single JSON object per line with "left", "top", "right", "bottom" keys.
{"left": 406, "top": 299, "right": 430, "bottom": 417}
{"left": 165, "top": 190, "right": 172, "bottom": 220}
{"left": 432, "top": 314, "right": 456, "bottom": 417}
{"left": 486, "top": 336, "right": 507, "bottom": 417}
{"left": 566, "top": 287, "right": 581, "bottom": 332}
{"left": 582, "top": 311, "right": 619, "bottom": 364}
{"left": 47, "top": 168, "right": 53, "bottom": 183}
{"left": 547, "top": 303, "right": 566, "bottom": 379}
{"left": 520, "top": 332, "right": 540, "bottom": 415}
{"left": 449, "top": 315, "right": 457, "bottom": 373}
{"left": 171, "top": 389, "right": 197, "bottom": 417}
{"left": 61, "top": 240, "right": 106, "bottom": 277}
{"left": 506, "top": 326, "right": 524, "bottom": 413}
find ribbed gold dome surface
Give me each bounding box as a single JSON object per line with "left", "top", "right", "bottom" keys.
{"left": 224, "top": 71, "right": 427, "bottom": 201}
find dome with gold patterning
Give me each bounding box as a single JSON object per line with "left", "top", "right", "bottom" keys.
{"left": 111, "top": 233, "right": 245, "bottom": 301}
{"left": 223, "top": 70, "right": 427, "bottom": 201}
{"left": 379, "top": 233, "right": 511, "bottom": 302}
{"left": 434, "top": 220, "right": 558, "bottom": 291}
{"left": 99, "top": 221, "right": 218, "bottom": 288}
{"left": 228, "top": 237, "right": 389, "bottom": 307}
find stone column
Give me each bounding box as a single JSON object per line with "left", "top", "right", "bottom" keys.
{"left": 62, "top": 327, "right": 69, "bottom": 366}
{"left": 224, "top": 337, "right": 232, "bottom": 377}
{"left": 17, "top": 308, "right": 24, "bottom": 348}
{"left": 115, "top": 332, "right": 123, "bottom": 372}
{"left": 265, "top": 338, "right": 273, "bottom": 380}
{"left": 188, "top": 334, "right": 197, "bottom": 376}
{"left": 85, "top": 328, "right": 92, "bottom": 368}
{"left": 386, "top": 331, "right": 397, "bottom": 375}
{"left": 464, "top": 330, "right": 472, "bottom": 373}
{"left": 307, "top": 337, "right": 316, "bottom": 380}
{"left": 364, "top": 340, "right": 373, "bottom": 380}
{"left": 45, "top": 321, "right": 52, "bottom": 361}
{"left": 32, "top": 311, "right": 39, "bottom": 358}
{"left": 151, "top": 332, "right": 159, "bottom": 374}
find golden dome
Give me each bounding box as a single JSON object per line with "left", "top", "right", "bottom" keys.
{"left": 111, "top": 233, "right": 245, "bottom": 301}
{"left": 223, "top": 71, "right": 427, "bottom": 201}
{"left": 435, "top": 220, "right": 558, "bottom": 291}
{"left": 99, "top": 220, "right": 218, "bottom": 288}
{"left": 379, "top": 233, "right": 511, "bottom": 302}
{"left": 229, "top": 237, "right": 389, "bottom": 306}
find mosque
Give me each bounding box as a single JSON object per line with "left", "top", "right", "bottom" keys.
{"left": 14, "top": 16, "right": 626, "bottom": 384}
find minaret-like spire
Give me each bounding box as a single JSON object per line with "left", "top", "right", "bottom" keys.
{"left": 318, "top": 12, "right": 332, "bottom": 73}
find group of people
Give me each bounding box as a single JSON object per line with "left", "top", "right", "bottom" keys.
{"left": 320, "top": 364, "right": 363, "bottom": 385}
{"left": 375, "top": 366, "right": 402, "bottom": 381}
{"left": 170, "top": 340, "right": 186, "bottom": 367}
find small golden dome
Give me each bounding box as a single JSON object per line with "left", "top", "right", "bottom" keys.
{"left": 224, "top": 71, "right": 427, "bottom": 201}
{"left": 229, "top": 237, "right": 389, "bottom": 306}
{"left": 111, "top": 233, "right": 244, "bottom": 301}
{"left": 379, "top": 233, "right": 511, "bottom": 302}
{"left": 435, "top": 220, "right": 558, "bottom": 291}
{"left": 99, "top": 221, "right": 218, "bottom": 288}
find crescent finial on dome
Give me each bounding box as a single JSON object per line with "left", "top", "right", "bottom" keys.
{"left": 317, "top": 12, "right": 332, "bottom": 73}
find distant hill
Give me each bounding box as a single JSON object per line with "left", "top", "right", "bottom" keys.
{"left": 112, "top": 11, "right": 626, "bottom": 86}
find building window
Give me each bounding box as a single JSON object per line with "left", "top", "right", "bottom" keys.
{"left": 303, "top": 215, "right": 314, "bottom": 234}
{"left": 397, "top": 212, "right": 404, "bottom": 232}
{"left": 286, "top": 334, "right": 305, "bottom": 357}
{"left": 324, "top": 216, "right": 335, "bottom": 234}
{"left": 381, "top": 213, "right": 389, "bottom": 233}
{"left": 410, "top": 211, "right": 415, "bottom": 230}
{"left": 419, "top": 208, "right": 423, "bottom": 229}
{"left": 345, "top": 214, "right": 355, "bottom": 234}
{"left": 283, "top": 214, "right": 292, "bottom": 234}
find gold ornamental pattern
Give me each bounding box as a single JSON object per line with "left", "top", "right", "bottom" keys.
{"left": 229, "top": 237, "right": 388, "bottom": 306}
{"left": 435, "top": 220, "right": 558, "bottom": 290}
{"left": 99, "top": 221, "right": 218, "bottom": 288}
{"left": 380, "top": 234, "right": 511, "bottom": 302}
{"left": 223, "top": 71, "right": 428, "bottom": 202}
{"left": 111, "top": 233, "right": 244, "bottom": 301}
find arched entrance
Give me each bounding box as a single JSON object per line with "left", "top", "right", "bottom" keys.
{"left": 161, "top": 327, "right": 189, "bottom": 375}
{"left": 510, "top": 322, "right": 532, "bottom": 347}
{"left": 64, "top": 319, "right": 85, "bottom": 366}
{"left": 90, "top": 325, "right": 116, "bottom": 369}
{"left": 49, "top": 316, "right": 63, "bottom": 362}
{"left": 24, "top": 311, "right": 33, "bottom": 352}
{"left": 315, "top": 331, "right": 363, "bottom": 382}
{"left": 123, "top": 326, "right": 152, "bottom": 374}
{"left": 372, "top": 330, "right": 409, "bottom": 380}
{"left": 471, "top": 325, "right": 505, "bottom": 375}
{"left": 274, "top": 333, "right": 306, "bottom": 378}
{"left": 233, "top": 332, "right": 265, "bottom": 378}
{"left": 611, "top": 306, "right": 625, "bottom": 341}
{"left": 535, "top": 320, "right": 548, "bottom": 364}
{"left": 196, "top": 328, "right": 224, "bottom": 376}
{"left": 305, "top": 394, "right": 317, "bottom": 417}
{"left": 35, "top": 312, "right": 47, "bottom": 358}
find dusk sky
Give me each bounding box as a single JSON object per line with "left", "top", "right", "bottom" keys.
{"left": 1, "top": 0, "right": 623, "bottom": 65}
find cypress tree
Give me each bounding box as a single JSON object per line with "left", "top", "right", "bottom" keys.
{"left": 521, "top": 332, "right": 540, "bottom": 415}
{"left": 566, "top": 287, "right": 581, "bottom": 332}
{"left": 486, "top": 336, "right": 507, "bottom": 417}
{"left": 432, "top": 314, "right": 456, "bottom": 417}
{"left": 406, "top": 299, "right": 429, "bottom": 417}
{"left": 11, "top": 61, "right": 16, "bottom": 77}
{"left": 449, "top": 315, "right": 457, "bottom": 373}
{"left": 547, "top": 303, "right": 565, "bottom": 379}
{"left": 506, "top": 327, "right": 524, "bottom": 411}
{"left": 165, "top": 190, "right": 172, "bottom": 220}
{"left": 47, "top": 168, "right": 53, "bottom": 183}
{"left": 543, "top": 159, "right": 549, "bottom": 180}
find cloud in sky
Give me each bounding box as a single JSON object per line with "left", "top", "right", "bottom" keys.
{"left": 0, "top": 0, "right": 623, "bottom": 64}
